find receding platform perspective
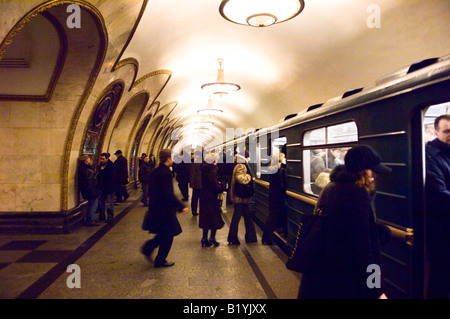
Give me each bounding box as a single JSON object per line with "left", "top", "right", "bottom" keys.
{"left": 0, "top": 188, "right": 300, "bottom": 299}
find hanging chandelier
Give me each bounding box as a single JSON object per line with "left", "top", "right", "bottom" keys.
{"left": 194, "top": 120, "right": 214, "bottom": 128}
{"left": 201, "top": 58, "right": 240, "bottom": 95}
{"left": 219, "top": 0, "right": 305, "bottom": 28}
{"left": 197, "top": 96, "right": 223, "bottom": 117}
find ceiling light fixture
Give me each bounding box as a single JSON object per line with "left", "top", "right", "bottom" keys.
{"left": 197, "top": 96, "right": 223, "bottom": 117}
{"left": 219, "top": 0, "right": 305, "bottom": 28}
{"left": 201, "top": 58, "right": 240, "bottom": 95}
{"left": 194, "top": 120, "right": 214, "bottom": 128}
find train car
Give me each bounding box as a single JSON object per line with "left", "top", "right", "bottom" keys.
{"left": 211, "top": 54, "right": 450, "bottom": 299}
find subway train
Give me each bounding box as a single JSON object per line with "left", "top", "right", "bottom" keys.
{"left": 206, "top": 54, "right": 450, "bottom": 299}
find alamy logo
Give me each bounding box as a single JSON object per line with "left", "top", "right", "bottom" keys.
{"left": 367, "top": 4, "right": 381, "bottom": 29}
{"left": 66, "top": 264, "right": 81, "bottom": 288}
{"left": 66, "top": 4, "right": 81, "bottom": 29}
{"left": 366, "top": 264, "right": 381, "bottom": 289}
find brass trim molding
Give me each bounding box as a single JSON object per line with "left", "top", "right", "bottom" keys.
{"left": 59, "top": 1, "right": 109, "bottom": 211}
{"left": 111, "top": 0, "right": 149, "bottom": 73}
{"left": 0, "top": 0, "right": 108, "bottom": 212}
{"left": 0, "top": 10, "right": 67, "bottom": 101}
{"left": 254, "top": 178, "right": 415, "bottom": 245}
{"left": 78, "top": 80, "right": 125, "bottom": 157}
{"left": 121, "top": 90, "right": 151, "bottom": 159}
{"left": 114, "top": 57, "right": 139, "bottom": 88}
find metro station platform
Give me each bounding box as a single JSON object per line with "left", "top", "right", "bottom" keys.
{"left": 0, "top": 187, "right": 301, "bottom": 299}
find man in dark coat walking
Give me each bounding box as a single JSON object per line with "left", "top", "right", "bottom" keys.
{"left": 425, "top": 114, "right": 450, "bottom": 299}
{"left": 141, "top": 149, "right": 189, "bottom": 268}
{"left": 113, "top": 150, "right": 129, "bottom": 202}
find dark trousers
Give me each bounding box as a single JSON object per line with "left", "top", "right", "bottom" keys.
{"left": 98, "top": 192, "right": 114, "bottom": 221}
{"left": 228, "top": 203, "right": 257, "bottom": 243}
{"left": 142, "top": 234, "right": 174, "bottom": 265}
{"left": 178, "top": 181, "right": 189, "bottom": 200}
{"left": 141, "top": 182, "right": 149, "bottom": 206}
{"left": 262, "top": 201, "right": 287, "bottom": 242}
{"left": 191, "top": 188, "right": 201, "bottom": 214}
{"left": 262, "top": 207, "right": 279, "bottom": 243}
{"left": 116, "top": 184, "right": 129, "bottom": 202}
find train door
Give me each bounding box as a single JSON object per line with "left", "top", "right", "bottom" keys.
{"left": 420, "top": 102, "right": 450, "bottom": 299}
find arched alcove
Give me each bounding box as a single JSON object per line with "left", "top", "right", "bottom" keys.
{"left": 106, "top": 91, "right": 149, "bottom": 181}
{"left": 80, "top": 81, "right": 124, "bottom": 173}
{"left": 0, "top": 12, "right": 66, "bottom": 100}
{"left": 129, "top": 113, "right": 152, "bottom": 181}
{"left": 0, "top": 2, "right": 107, "bottom": 233}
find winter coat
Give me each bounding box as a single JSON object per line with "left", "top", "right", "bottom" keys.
{"left": 298, "top": 165, "right": 384, "bottom": 299}
{"left": 138, "top": 161, "right": 153, "bottom": 184}
{"left": 174, "top": 161, "right": 190, "bottom": 183}
{"left": 98, "top": 159, "right": 115, "bottom": 194}
{"left": 78, "top": 162, "right": 99, "bottom": 200}
{"left": 230, "top": 154, "right": 253, "bottom": 204}
{"left": 114, "top": 155, "right": 129, "bottom": 185}
{"left": 189, "top": 162, "right": 202, "bottom": 189}
{"left": 425, "top": 138, "right": 450, "bottom": 254}
{"left": 199, "top": 163, "right": 225, "bottom": 230}
{"left": 147, "top": 164, "right": 185, "bottom": 236}
{"left": 268, "top": 163, "right": 287, "bottom": 208}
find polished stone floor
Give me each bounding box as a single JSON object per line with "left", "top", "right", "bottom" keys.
{"left": 0, "top": 187, "right": 301, "bottom": 299}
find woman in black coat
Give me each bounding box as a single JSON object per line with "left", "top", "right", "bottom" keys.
{"left": 262, "top": 153, "right": 287, "bottom": 244}
{"left": 298, "top": 145, "right": 391, "bottom": 299}
{"left": 199, "top": 154, "right": 226, "bottom": 247}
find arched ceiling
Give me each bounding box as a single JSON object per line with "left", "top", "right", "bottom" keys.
{"left": 123, "top": 0, "right": 450, "bottom": 150}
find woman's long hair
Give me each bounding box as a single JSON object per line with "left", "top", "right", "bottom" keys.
{"left": 356, "top": 169, "right": 376, "bottom": 194}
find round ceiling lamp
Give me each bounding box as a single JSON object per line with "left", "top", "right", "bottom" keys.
{"left": 197, "top": 96, "right": 223, "bottom": 117}
{"left": 219, "top": 0, "right": 305, "bottom": 28}
{"left": 201, "top": 58, "right": 240, "bottom": 95}
{"left": 194, "top": 120, "right": 214, "bottom": 128}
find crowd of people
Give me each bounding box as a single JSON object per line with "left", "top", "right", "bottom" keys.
{"left": 77, "top": 150, "right": 155, "bottom": 226}
{"left": 77, "top": 113, "right": 449, "bottom": 298}
{"left": 140, "top": 148, "right": 286, "bottom": 268}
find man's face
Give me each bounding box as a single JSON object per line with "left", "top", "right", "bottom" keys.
{"left": 436, "top": 119, "right": 450, "bottom": 145}
{"left": 100, "top": 156, "right": 108, "bottom": 164}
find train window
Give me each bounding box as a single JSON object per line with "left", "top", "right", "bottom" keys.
{"left": 327, "top": 122, "right": 358, "bottom": 144}
{"left": 304, "top": 127, "right": 326, "bottom": 146}
{"left": 423, "top": 102, "right": 450, "bottom": 146}
{"left": 303, "top": 121, "right": 357, "bottom": 195}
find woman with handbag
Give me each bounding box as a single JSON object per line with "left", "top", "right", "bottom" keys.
{"left": 295, "top": 145, "right": 391, "bottom": 299}
{"left": 227, "top": 151, "right": 257, "bottom": 245}
{"left": 199, "top": 152, "right": 226, "bottom": 247}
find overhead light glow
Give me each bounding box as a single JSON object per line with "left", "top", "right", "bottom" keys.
{"left": 219, "top": 0, "right": 305, "bottom": 27}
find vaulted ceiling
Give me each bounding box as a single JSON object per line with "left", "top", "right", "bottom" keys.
{"left": 123, "top": 0, "right": 449, "bottom": 151}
